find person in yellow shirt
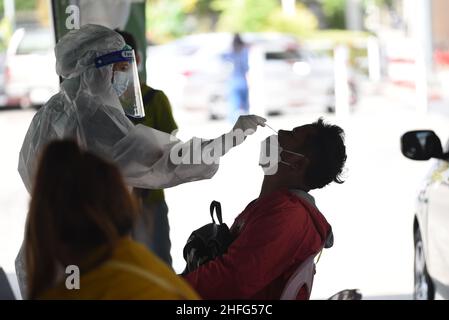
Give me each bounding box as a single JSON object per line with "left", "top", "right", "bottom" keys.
{"left": 40, "top": 237, "right": 198, "bottom": 300}
{"left": 116, "top": 30, "right": 178, "bottom": 267}
{"left": 25, "top": 140, "right": 198, "bottom": 300}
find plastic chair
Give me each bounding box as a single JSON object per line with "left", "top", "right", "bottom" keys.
{"left": 328, "top": 289, "right": 362, "bottom": 300}
{"left": 280, "top": 254, "right": 317, "bottom": 300}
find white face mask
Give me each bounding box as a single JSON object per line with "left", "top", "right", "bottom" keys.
{"left": 112, "top": 71, "right": 129, "bottom": 97}
{"left": 279, "top": 147, "right": 306, "bottom": 169}
{"left": 259, "top": 134, "right": 306, "bottom": 175}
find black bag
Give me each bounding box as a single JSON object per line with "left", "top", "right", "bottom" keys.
{"left": 182, "top": 201, "right": 233, "bottom": 274}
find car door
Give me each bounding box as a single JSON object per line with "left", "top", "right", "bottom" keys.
{"left": 425, "top": 148, "right": 449, "bottom": 290}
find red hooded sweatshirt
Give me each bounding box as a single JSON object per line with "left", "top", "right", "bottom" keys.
{"left": 184, "top": 188, "right": 332, "bottom": 300}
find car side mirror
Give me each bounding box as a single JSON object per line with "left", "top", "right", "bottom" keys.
{"left": 401, "top": 130, "right": 444, "bottom": 161}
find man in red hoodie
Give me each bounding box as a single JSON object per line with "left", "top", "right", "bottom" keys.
{"left": 183, "top": 118, "right": 347, "bottom": 299}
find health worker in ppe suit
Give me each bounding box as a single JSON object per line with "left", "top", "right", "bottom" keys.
{"left": 18, "top": 24, "right": 265, "bottom": 193}
{"left": 16, "top": 24, "right": 266, "bottom": 297}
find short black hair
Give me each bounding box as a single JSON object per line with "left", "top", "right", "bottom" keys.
{"left": 232, "top": 33, "right": 245, "bottom": 52}
{"left": 302, "top": 118, "right": 347, "bottom": 189}
{"left": 115, "top": 29, "right": 138, "bottom": 52}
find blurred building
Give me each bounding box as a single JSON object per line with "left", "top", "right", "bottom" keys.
{"left": 365, "top": 0, "right": 449, "bottom": 79}
{"left": 379, "top": 0, "right": 449, "bottom": 69}
{"left": 431, "top": 0, "right": 449, "bottom": 54}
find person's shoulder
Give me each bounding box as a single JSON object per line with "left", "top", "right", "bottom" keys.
{"left": 261, "top": 189, "right": 301, "bottom": 208}
{"left": 101, "top": 239, "right": 200, "bottom": 299}
{"left": 141, "top": 83, "right": 164, "bottom": 95}
{"left": 140, "top": 83, "right": 151, "bottom": 92}
{"left": 122, "top": 240, "right": 200, "bottom": 298}
{"left": 141, "top": 84, "right": 169, "bottom": 103}
{"left": 249, "top": 189, "right": 303, "bottom": 218}
{"left": 39, "top": 91, "right": 66, "bottom": 113}
{"left": 153, "top": 88, "right": 169, "bottom": 100}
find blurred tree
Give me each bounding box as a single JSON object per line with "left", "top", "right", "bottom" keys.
{"left": 0, "top": 0, "right": 39, "bottom": 17}
{"left": 16, "top": 0, "right": 37, "bottom": 11}
{"left": 321, "top": 0, "right": 345, "bottom": 29}
{"left": 368, "top": 0, "right": 393, "bottom": 9}
{"left": 0, "top": 17, "right": 12, "bottom": 50}
{"left": 212, "top": 0, "right": 278, "bottom": 32}
{"left": 0, "top": 0, "right": 37, "bottom": 13}
{"left": 146, "top": 0, "right": 190, "bottom": 42}
{"left": 0, "top": 0, "right": 39, "bottom": 50}
{"left": 147, "top": 0, "right": 222, "bottom": 42}
{"left": 191, "top": 0, "right": 221, "bottom": 30}
{"left": 267, "top": 2, "right": 318, "bottom": 35}
{"left": 304, "top": 0, "right": 393, "bottom": 29}
{"left": 146, "top": 0, "right": 359, "bottom": 41}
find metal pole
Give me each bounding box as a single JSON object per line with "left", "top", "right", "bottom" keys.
{"left": 367, "top": 36, "right": 381, "bottom": 82}
{"left": 50, "top": 0, "right": 63, "bottom": 84}
{"left": 4, "top": 0, "right": 15, "bottom": 31}
{"left": 345, "top": 0, "right": 363, "bottom": 31}
{"left": 414, "top": 0, "right": 432, "bottom": 114}
{"left": 334, "top": 45, "right": 350, "bottom": 118}
{"left": 50, "top": 0, "right": 59, "bottom": 42}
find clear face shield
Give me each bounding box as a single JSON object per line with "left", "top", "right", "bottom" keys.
{"left": 95, "top": 46, "right": 145, "bottom": 119}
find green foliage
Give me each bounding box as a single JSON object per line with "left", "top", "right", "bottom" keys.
{"left": 0, "top": 17, "right": 11, "bottom": 51}
{"left": 321, "top": 0, "right": 346, "bottom": 29}
{"left": 16, "top": 0, "right": 38, "bottom": 11}
{"left": 321, "top": 0, "right": 394, "bottom": 29}
{"left": 212, "top": 0, "right": 278, "bottom": 32}
{"left": 366, "top": 0, "right": 393, "bottom": 8}
{"left": 146, "top": 0, "right": 190, "bottom": 42}
{"left": 146, "top": 0, "right": 321, "bottom": 41}
{"left": 0, "top": 0, "right": 39, "bottom": 25}
{"left": 0, "top": 0, "right": 38, "bottom": 13}
{"left": 194, "top": 0, "right": 220, "bottom": 16}
{"left": 266, "top": 4, "right": 318, "bottom": 36}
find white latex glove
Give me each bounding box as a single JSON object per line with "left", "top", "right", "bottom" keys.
{"left": 232, "top": 114, "right": 267, "bottom": 136}
{"left": 223, "top": 114, "right": 266, "bottom": 151}
{"left": 202, "top": 115, "right": 267, "bottom": 161}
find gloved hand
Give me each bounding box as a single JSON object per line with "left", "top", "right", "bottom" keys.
{"left": 201, "top": 114, "right": 267, "bottom": 161}
{"left": 216, "top": 114, "right": 266, "bottom": 155}
{"left": 232, "top": 114, "right": 267, "bottom": 136}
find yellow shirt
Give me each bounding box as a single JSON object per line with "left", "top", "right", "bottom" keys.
{"left": 40, "top": 238, "right": 199, "bottom": 300}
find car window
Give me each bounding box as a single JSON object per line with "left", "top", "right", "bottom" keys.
{"left": 16, "top": 30, "right": 53, "bottom": 55}
{"left": 265, "top": 50, "right": 302, "bottom": 61}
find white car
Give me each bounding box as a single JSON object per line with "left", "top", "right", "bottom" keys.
{"left": 146, "top": 33, "right": 232, "bottom": 117}
{"left": 146, "top": 32, "right": 357, "bottom": 119}
{"left": 401, "top": 130, "right": 449, "bottom": 299}
{"left": 4, "top": 28, "right": 59, "bottom": 108}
